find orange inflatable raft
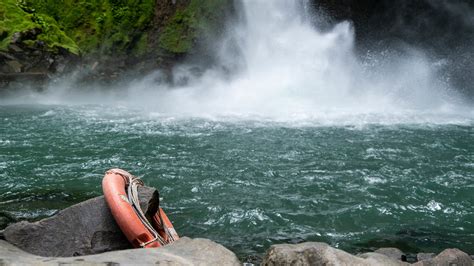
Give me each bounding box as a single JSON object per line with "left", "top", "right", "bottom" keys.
{"left": 102, "top": 168, "right": 179, "bottom": 248}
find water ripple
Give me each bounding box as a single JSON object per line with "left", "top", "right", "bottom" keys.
{"left": 0, "top": 105, "right": 472, "bottom": 257}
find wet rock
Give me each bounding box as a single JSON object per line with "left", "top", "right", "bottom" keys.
{"left": 405, "top": 253, "right": 418, "bottom": 263}
{"left": 3, "top": 186, "right": 159, "bottom": 257}
{"left": 51, "top": 55, "right": 68, "bottom": 73}
{"left": 90, "top": 61, "right": 99, "bottom": 71}
{"left": 0, "top": 52, "right": 16, "bottom": 61}
{"left": 243, "top": 254, "right": 262, "bottom": 265}
{"left": 8, "top": 44, "right": 23, "bottom": 53}
{"left": 413, "top": 248, "right": 472, "bottom": 266}
{"left": 375, "top": 247, "right": 405, "bottom": 261}
{"left": 11, "top": 28, "right": 41, "bottom": 44}
{"left": 0, "top": 237, "right": 241, "bottom": 265}
{"left": 416, "top": 252, "right": 436, "bottom": 261}
{"left": 11, "top": 32, "right": 22, "bottom": 44}
{"left": 0, "top": 72, "right": 48, "bottom": 83}
{"left": 5, "top": 60, "right": 22, "bottom": 73}
{"left": 262, "top": 242, "right": 408, "bottom": 266}
{"left": 358, "top": 253, "right": 409, "bottom": 265}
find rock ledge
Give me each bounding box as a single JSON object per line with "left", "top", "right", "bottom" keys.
{"left": 0, "top": 237, "right": 241, "bottom": 265}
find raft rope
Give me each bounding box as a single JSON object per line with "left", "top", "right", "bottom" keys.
{"left": 106, "top": 169, "right": 177, "bottom": 247}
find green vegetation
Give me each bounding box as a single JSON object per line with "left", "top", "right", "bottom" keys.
{"left": 0, "top": 0, "right": 154, "bottom": 55}
{"left": 1, "top": 0, "right": 232, "bottom": 56}
{"left": 24, "top": 0, "right": 155, "bottom": 55}
{"left": 158, "top": 0, "right": 232, "bottom": 54}
{"left": 0, "top": 0, "right": 38, "bottom": 51}
{"left": 159, "top": 8, "right": 195, "bottom": 54}
{"left": 33, "top": 14, "right": 80, "bottom": 54}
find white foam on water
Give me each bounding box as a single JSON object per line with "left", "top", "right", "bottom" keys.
{"left": 39, "top": 110, "right": 58, "bottom": 117}
{"left": 364, "top": 176, "right": 387, "bottom": 185}
{"left": 427, "top": 200, "right": 443, "bottom": 211}
{"left": 0, "top": 139, "right": 12, "bottom": 146}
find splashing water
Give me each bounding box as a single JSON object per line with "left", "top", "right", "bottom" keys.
{"left": 3, "top": 0, "right": 472, "bottom": 125}
{"left": 122, "top": 0, "right": 471, "bottom": 124}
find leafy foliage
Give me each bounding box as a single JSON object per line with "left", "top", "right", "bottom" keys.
{"left": 24, "top": 0, "right": 155, "bottom": 54}
{"left": 1, "top": 0, "right": 232, "bottom": 56}
{"left": 0, "top": 0, "right": 38, "bottom": 51}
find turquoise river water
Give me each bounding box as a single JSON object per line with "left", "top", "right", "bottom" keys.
{"left": 0, "top": 104, "right": 473, "bottom": 259}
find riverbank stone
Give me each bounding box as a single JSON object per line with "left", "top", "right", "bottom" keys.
{"left": 262, "top": 242, "right": 408, "bottom": 265}
{"left": 413, "top": 248, "right": 472, "bottom": 266}
{"left": 375, "top": 247, "right": 405, "bottom": 261}
{"left": 0, "top": 237, "right": 241, "bottom": 265}
{"left": 2, "top": 186, "right": 159, "bottom": 257}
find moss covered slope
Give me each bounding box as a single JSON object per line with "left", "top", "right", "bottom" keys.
{"left": 0, "top": 0, "right": 78, "bottom": 54}
{"left": 23, "top": 0, "right": 155, "bottom": 55}
{"left": 1, "top": 0, "right": 235, "bottom": 73}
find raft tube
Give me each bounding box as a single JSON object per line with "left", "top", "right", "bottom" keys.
{"left": 102, "top": 169, "right": 178, "bottom": 248}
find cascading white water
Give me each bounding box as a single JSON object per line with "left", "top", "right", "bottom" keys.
{"left": 122, "top": 0, "right": 471, "bottom": 124}
{"left": 8, "top": 0, "right": 472, "bottom": 124}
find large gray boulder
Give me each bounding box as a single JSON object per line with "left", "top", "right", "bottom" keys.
{"left": 0, "top": 237, "right": 241, "bottom": 265}
{"left": 412, "top": 248, "right": 472, "bottom": 266}
{"left": 262, "top": 242, "right": 408, "bottom": 266}
{"left": 2, "top": 186, "right": 159, "bottom": 257}
{"left": 374, "top": 247, "right": 405, "bottom": 261}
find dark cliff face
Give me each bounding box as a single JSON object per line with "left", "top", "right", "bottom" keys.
{"left": 313, "top": 0, "right": 474, "bottom": 48}
{"left": 312, "top": 0, "right": 474, "bottom": 97}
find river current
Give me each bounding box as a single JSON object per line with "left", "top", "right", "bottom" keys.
{"left": 1, "top": 0, "right": 474, "bottom": 260}
{"left": 0, "top": 104, "right": 472, "bottom": 258}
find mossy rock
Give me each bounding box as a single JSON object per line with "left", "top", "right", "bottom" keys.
{"left": 0, "top": 0, "right": 37, "bottom": 51}
{"left": 0, "top": 0, "right": 79, "bottom": 54}
{"left": 23, "top": 0, "right": 155, "bottom": 56}
{"left": 1, "top": 0, "right": 234, "bottom": 61}
{"left": 33, "top": 14, "right": 79, "bottom": 54}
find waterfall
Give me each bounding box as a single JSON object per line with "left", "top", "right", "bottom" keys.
{"left": 123, "top": 0, "right": 470, "bottom": 123}
{"left": 8, "top": 0, "right": 472, "bottom": 124}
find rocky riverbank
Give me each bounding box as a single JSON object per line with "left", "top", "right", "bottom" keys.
{"left": 1, "top": 239, "right": 472, "bottom": 266}
{"left": 0, "top": 186, "right": 472, "bottom": 265}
